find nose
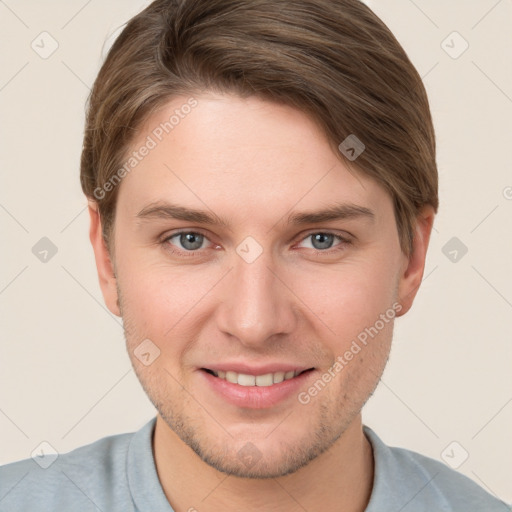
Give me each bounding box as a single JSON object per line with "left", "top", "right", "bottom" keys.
{"left": 215, "top": 246, "right": 297, "bottom": 349}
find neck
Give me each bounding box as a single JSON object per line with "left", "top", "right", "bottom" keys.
{"left": 153, "top": 414, "right": 374, "bottom": 512}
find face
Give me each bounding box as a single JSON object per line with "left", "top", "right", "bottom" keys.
{"left": 90, "top": 93, "right": 431, "bottom": 478}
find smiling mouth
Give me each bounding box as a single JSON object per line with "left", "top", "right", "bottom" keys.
{"left": 201, "top": 368, "right": 314, "bottom": 387}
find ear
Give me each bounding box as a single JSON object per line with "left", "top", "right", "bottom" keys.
{"left": 396, "top": 205, "right": 436, "bottom": 316}
{"left": 88, "top": 201, "right": 121, "bottom": 317}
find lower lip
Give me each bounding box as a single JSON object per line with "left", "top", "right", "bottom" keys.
{"left": 199, "top": 369, "right": 315, "bottom": 409}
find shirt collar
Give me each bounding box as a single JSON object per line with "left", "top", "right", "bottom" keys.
{"left": 126, "top": 418, "right": 423, "bottom": 512}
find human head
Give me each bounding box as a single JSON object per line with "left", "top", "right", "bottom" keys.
{"left": 83, "top": 0, "right": 438, "bottom": 479}
{"left": 80, "top": 0, "right": 438, "bottom": 258}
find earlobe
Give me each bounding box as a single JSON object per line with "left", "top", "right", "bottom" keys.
{"left": 396, "top": 205, "right": 436, "bottom": 316}
{"left": 88, "top": 201, "right": 121, "bottom": 317}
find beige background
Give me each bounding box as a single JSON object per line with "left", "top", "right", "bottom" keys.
{"left": 1, "top": 0, "right": 511, "bottom": 504}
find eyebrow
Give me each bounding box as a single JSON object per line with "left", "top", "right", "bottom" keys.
{"left": 135, "top": 201, "right": 375, "bottom": 228}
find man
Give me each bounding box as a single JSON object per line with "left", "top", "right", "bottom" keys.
{"left": 0, "top": 0, "right": 509, "bottom": 510}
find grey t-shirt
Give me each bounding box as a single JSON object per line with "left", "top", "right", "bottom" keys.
{"left": 0, "top": 417, "right": 509, "bottom": 511}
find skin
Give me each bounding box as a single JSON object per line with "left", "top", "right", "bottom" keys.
{"left": 89, "top": 93, "right": 434, "bottom": 512}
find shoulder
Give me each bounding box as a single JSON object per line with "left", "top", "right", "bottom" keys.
{"left": 0, "top": 428, "right": 138, "bottom": 512}
{"left": 363, "top": 426, "right": 511, "bottom": 512}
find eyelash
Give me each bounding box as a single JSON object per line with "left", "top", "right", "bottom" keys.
{"left": 160, "top": 230, "right": 352, "bottom": 258}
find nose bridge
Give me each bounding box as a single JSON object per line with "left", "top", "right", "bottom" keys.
{"left": 217, "top": 240, "right": 295, "bottom": 345}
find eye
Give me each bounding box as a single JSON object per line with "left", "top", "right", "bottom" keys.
{"left": 165, "top": 231, "right": 210, "bottom": 252}
{"left": 297, "top": 232, "right": 350, "bottom": 252}
{"left": 161, "top": 230, "right": 351, "bottom": 258}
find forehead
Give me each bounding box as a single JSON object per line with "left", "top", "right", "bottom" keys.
{"left": 116, "top": 93, "right": 391, "bottom": 224}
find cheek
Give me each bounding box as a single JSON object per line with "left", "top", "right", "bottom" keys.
{"left": 117, "top": 257, "right": 219, "bottom": 342}
{"left": 293, "top": 257, "right": 399, "bottom": 342}
{"left": 116, "top": 232, "right": 401, "bottom": 355}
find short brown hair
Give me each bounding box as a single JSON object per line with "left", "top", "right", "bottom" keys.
{"left": 80, "top": 0, "right": 438, "bottom": 256}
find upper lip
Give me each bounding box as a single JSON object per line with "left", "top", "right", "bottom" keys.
{"left": 200, "top": 363, "right": 314, "bottom": 375}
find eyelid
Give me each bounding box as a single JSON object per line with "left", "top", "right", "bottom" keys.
{"left": 162, "top": 229, "right": 216, "bottom": 248}
{"left": 161, "top": 228, "right": 353, "bottom": 255}
{"left": 161, "top": 227, "right": 211, "bottom": 240}
{"left": 161, "top": 228, "right": 352, "bottom": 243}
{"left": 294, "top": 228, "right": 353, "bottom": 243}
{"left": 293, "top": 231, "right": 352, "bottom": 252}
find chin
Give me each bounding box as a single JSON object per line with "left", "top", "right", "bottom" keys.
{"left": 158, "top": 404, "right": 348, "bottom": 479}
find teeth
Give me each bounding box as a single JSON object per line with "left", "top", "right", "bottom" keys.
{"left": 238, "top": 374, "right": 256, "bottom": 386}
{"left": 255, "top": 373, "right": 273, "bottom": 387}
{"left": 273, "top": 371, "right": 285, "bottom": 384}
{"left": 225, "top": 371, "right": 238, "bottom": 384}
{"left": 209, "top": 369, "right": 301, "bottom": 386}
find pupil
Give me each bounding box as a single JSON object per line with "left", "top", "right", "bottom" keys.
{"left": 181, "top": 233, "right": 202, "bottom": 250}
{"left": 313, "top": 233, "right": 333, "bottom": 250}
